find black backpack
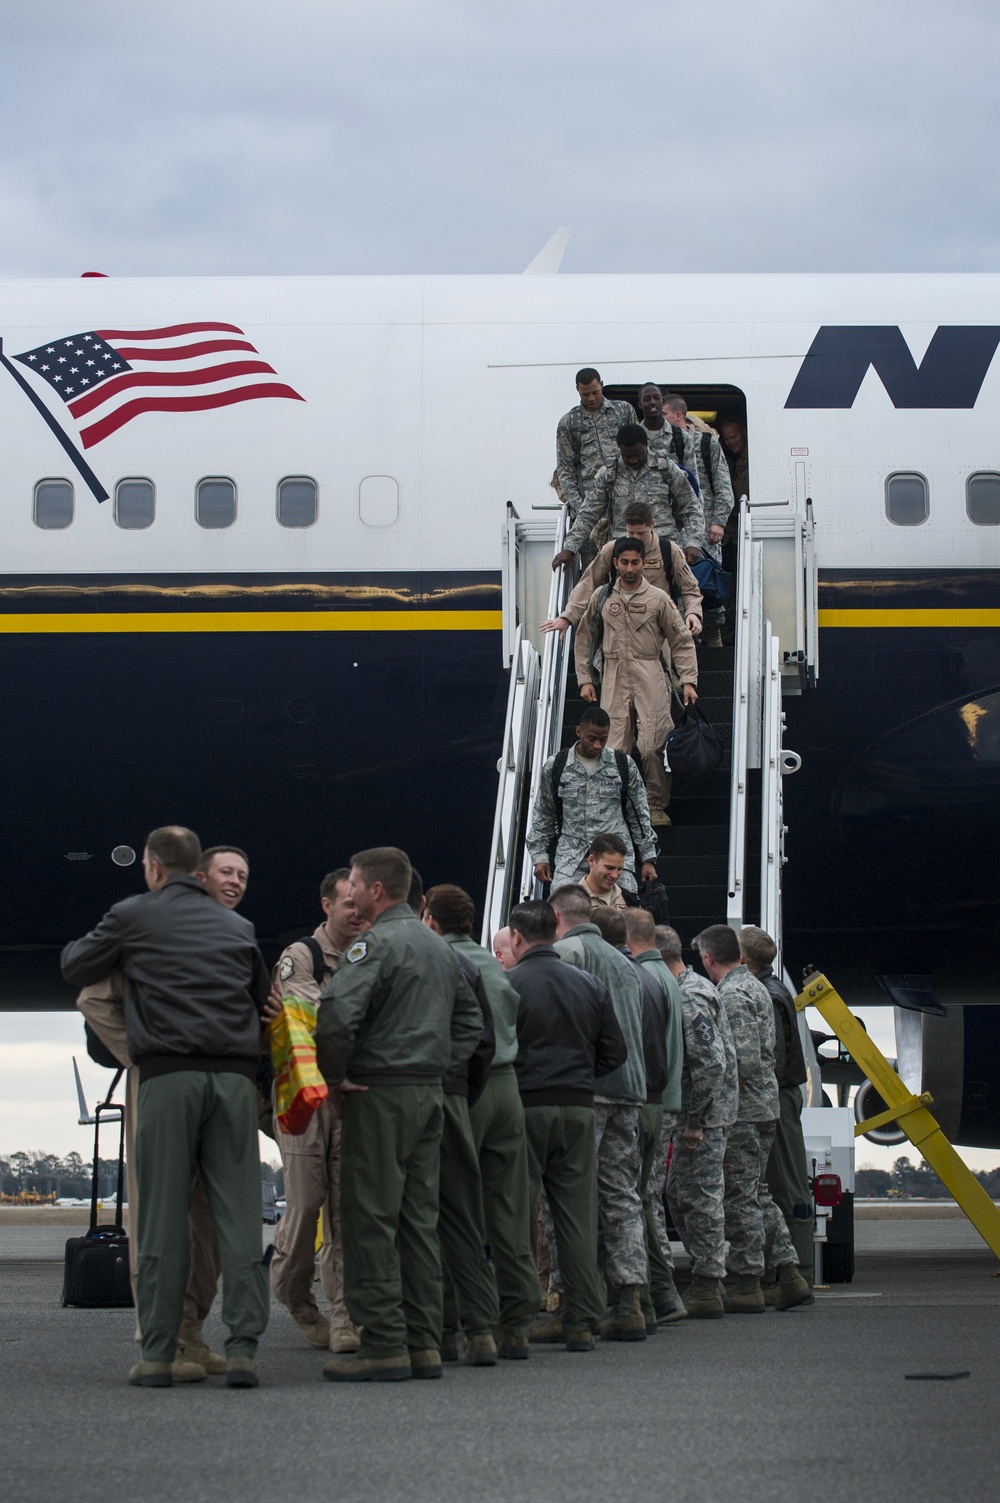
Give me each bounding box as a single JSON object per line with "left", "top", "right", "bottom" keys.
{"left": 622, "top": 878, "right": 671, "bottom": 926}
{"left": 548, "top": 745, "right": 639, "bottom": 869}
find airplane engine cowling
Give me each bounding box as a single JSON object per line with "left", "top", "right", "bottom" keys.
{"left": 894, "top": 1005, "right": 1000, "bottom": 1151}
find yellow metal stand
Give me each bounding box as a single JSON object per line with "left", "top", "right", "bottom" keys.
{"left": 795, "top": 972, "right": 1000, "bottom": 1262}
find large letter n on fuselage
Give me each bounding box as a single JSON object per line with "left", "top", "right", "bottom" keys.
{"left": 785, "top": 325, "right": 1000, "bottom": 408}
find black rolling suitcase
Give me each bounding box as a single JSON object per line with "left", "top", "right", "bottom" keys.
{"left": 62, "top": 1068, "right": 134, "bottom": 1308}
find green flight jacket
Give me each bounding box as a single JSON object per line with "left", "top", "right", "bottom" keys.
{"left": 442, "top": 933, "right": 521, "bottom": 1068}
{"left": 633, "top": 949, "right": 685, "bottom": 1113}
{"left": 554, "top": 923, "right": 645, "bottom": 1105}
{"left": 315, "top": 903, "right": 482, "bottom": 1086}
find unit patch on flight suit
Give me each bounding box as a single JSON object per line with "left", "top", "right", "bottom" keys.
{"left": 346, "top": 940, "right": 369, "bottom": 964}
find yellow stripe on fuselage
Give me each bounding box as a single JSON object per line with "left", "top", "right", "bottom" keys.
{"left": 0, "top": 609, "right": 502, "bottom": 634}
{"left": 819, "top": 609, "right": 1000, "bottom": 628}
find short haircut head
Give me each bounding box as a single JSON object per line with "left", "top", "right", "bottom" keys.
{"left": 693, "top": 924, "right": 741, "bottom": 965}
{"left": 199, "top": 844, "right": 248, "bottom": 872}
{"left": 655, "top": 925, "right": 683, "bottom": 962}
{"left": 549, "top": 884, "right": 594, "bottom": 924}
{"left": 624, "top": 501, "right": 654, "bottom": 527}
{"left": 350, "top": 846, "right": 412, "bottom": 902}
{"left": 623, "top": 907, "right": 655, "bottom": 947}
{"left": 616, "top": 423, "right": 647, "bottom": 449}
{"left": 576, "top": 367, "right": 601, "bottom": 387}
{"left": 591, "top": 907, "right": 626, "bottom": 946}
{"left": 614, "top": 534, "right": 645, "bottom": 561}
{"left": 145, "top": 826, "right": 201, "bottom": 875}
{"left": 320, "top": 867, "right": 352, "bottom": 902}
{"left": 407, "top": 867, "right": 424, "bottom": 915}
{"left": 509, "top": 900, "right": 556, "bottom": 945}
{"left": 663, "top": 392, "right": 688, "bottom": 416}
{"left": 589, "top": 832, "right": 627, "bottom": 860}
{"left": 578, "top": 705, "right": 611, "bottom": 731}
{"left": 425, "top": 883, "right": 476, "bottom": 936}
{"left": 639, "top": 382, "right": 662, "bottom": 396}
{"left": 739, "top": 925, "right": 777, "bottom": 970}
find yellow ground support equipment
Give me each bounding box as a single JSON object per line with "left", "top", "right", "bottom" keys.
{"left": 794, "top": 972, "right": 1000, "bottom": 1263}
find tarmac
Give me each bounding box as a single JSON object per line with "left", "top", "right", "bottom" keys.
{"left": 1, "top": 1220, "right": 998, "bottom": 1503}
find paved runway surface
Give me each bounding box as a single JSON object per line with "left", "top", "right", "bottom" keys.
{"left": 2, "top": 1234, "right": 998, "bottom": 1503}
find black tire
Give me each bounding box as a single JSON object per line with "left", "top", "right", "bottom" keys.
{"left": 822, "top": 1239, "right": 855, "bottom": 1283}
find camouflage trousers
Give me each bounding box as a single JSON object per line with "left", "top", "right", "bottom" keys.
{"left": 757, "top": 1121, "right": 798, "bottom": 1272}
{"left": 542, "top": 1103, "right": 648, "bottom": 1292}
{"left": 667, "top": 1124, "right": 727, "bottom": 1281}
{"left": 723, "top": 1119, "right": 767, "bottom": 1277}
{"left": 642, "top": 1108, "right": 676, "bottom": 1279}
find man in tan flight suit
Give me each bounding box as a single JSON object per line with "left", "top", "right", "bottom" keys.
{"left": 542, "top": 501, "right": 703, "bottom": 641}
{"left": 574, "top": 536, "right": 698, "bottom": 827}
{"left": 270, "top": 868, "right": 365, "bottom": 1354}
{"left": 578, "top": 833, "right": 629, "bottom": 911}
{"left": 76, "top": 844, "right": 254, "bottom": 1380}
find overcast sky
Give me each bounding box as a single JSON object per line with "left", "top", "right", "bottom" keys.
{"left": 1, "top": 0, "right": 999, "bottom": 278}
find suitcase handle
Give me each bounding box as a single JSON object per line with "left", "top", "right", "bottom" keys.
{"left": 89, "top": 1069, "right": 127, "bottom": 1237}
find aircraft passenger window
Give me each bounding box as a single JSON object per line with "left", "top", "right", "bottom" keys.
{"left": 114, "top": 478, "right": 155, "bottom": 530}
{"left": 885, "top": 472, "right": 929, "bottom": 527}
{"left": 277, "top": 476, "right": 318, "bottom": 528}
{"left": 33, "top": 479, "right": 74, "bottom": 530}
{"left": 196, "top": 477, "right": 237, "bottom": 529}
{"left": 358, "top": 474, "right": 399, "bottom": 528}
{"left": 966, "top": 472, "right": 1000, "bottom": 526}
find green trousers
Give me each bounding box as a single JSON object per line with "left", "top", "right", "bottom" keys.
{"left": 439, "top": 1092, "right": 501, "bottom": 1337}
{"left": 637, "top": 1102, "right": 673, "bottom": 1310}
{"left": 766, "top": 1084, "right": 814, "bottom": 1275}
{"left": 523, "top": 1104, "right": 605, "bottom": 1332}
{"left": 469, "top": 1064, "right": 540, "bottom": 1335}
{"left": 340, "top": 1082, "right": 444, "bottom": 1358}
{"left": 134, "top": 1071, "right": 268, "bottom": 1365}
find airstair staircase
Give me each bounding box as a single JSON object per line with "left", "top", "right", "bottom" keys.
{"left": 483, "top": 498, "right": 818, "bottom": 972}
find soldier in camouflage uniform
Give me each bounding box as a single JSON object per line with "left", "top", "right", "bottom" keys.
{"left": 526, "top": 703, "right": 658, "bottom": 895}
{"left": 553, "top": 426, "right": 704, "bottom": 570}
{"left": 555, "top": 367, "right": 637, "bottom": 522}
{"left": 654, "top": 926, "right": 738, "bottom": 1318}
{"left": 694, "top": 925, "right": 811, "bottom": 1315}
{"left": 547, "top": 885, "right": 649, "bottom": 1342}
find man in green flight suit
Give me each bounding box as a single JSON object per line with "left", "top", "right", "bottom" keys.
{"left": 315, "top": 846, "right": 483, "bottom": 1383}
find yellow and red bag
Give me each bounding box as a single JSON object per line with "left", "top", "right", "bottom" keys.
{"left": 268, "top": 995, "right": 328, "bottom": 1135}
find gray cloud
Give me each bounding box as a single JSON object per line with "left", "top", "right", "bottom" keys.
{"left": 0, "top": 1, "right": 998, "bottom": 273}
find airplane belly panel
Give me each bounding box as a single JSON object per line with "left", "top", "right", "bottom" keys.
{"left": 0, "top": 571, "right": 506, "bottom": 1009}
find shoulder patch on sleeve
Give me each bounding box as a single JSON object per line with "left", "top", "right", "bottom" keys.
{"left": 278, "top": 955, "right": 295, "bottom": 983}
{"left": 346, "top": 939, "right": 369, "bottom": 964}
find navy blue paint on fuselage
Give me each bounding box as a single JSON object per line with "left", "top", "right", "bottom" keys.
{"left": 784, "top": 326, "right": 1000, "bottom": 409}
{"left": 0, "top": 571, "right": 506, "bottom": 1009}
{"left": 782, "top": 569, "right": 1000, "bottom": 1004}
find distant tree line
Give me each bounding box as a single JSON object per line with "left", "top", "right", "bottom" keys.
{"left": 2, "top": 1153, "right": 284, "bottom": 1201}
{"left": 857, "top": 1157, "right": 1000, "bottom": 1199}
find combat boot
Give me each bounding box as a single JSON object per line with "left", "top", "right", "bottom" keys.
{"left": 178, "top": 1339, "right": 226, "bottom": 1375}
{"left": 439, "top": 1329, "right": 461, "bottom": 1362}
{"left": 128, "top": 1360, "right": 173, "bottom": 1387}
{"left": 293, "top": 1314, "right": 331, "bottom": 1349}
{"left": 529, "top": 1313, "right": 565, "bottom": 1343}
{"left": 599, "top": 1286, "right": 647, "bottom": 1342}
{"left": 775, "top": 1265, "right": 814, "bottom": 1311}
{"left": 682, "top": 1275, "right": 725, "bottom": 1319}
{"left": 563, "top": 1327, "right": 595, "bottom": 1352}
{"left": 703, "top": 624, "right": 724, "bottom": 648}
{"left": 224, "top": 1356, "right": 259, "bottom": 1388}
{"left": 465, "top": 1333, "right": 498, "bottom": 1367}
{"left": 497, "top": 1331, "right": 530, "bottom": 1360}
{"left": 653, "top": 1272, "right": 689, "bottom": 1324}
{"left": 329, "top": 1327, "right": 361, "bottom": 1354}
{"left": 171, "top": 1351, "right": 208, "bottom": 1383}
{"left": 324, "top": 1351, "right": 412, "bottom": 1382}
{"left": 727, "top": 1275, "right": 766, "bottom": 1314}
{"left": 409, "top": 1348, "right": 444, "bottom": 1379}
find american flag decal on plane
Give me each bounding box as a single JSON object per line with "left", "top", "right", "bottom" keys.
{"left": 13, "top": 321, "right": 304, "bottom": 447}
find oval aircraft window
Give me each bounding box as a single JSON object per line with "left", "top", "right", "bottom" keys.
{"left": 885, "top": 472, "right": 929, "bottom": 527}
{"left": 358, "top": 475, "right": 400, "bottom": 528}
{"left": 966, "top": 472, "right": 1000, "bottom": 526}
{"left": 196, "top": 477, "right": 237, "bottom": 529}
{"left": 33, "top": 478, "right": 74, "bottom": 529}
{"left": 114, "top": 478, "right": 155, "bottom": 530}
{"left": 277, "top": 476, "right": 318, "bottom": 528}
